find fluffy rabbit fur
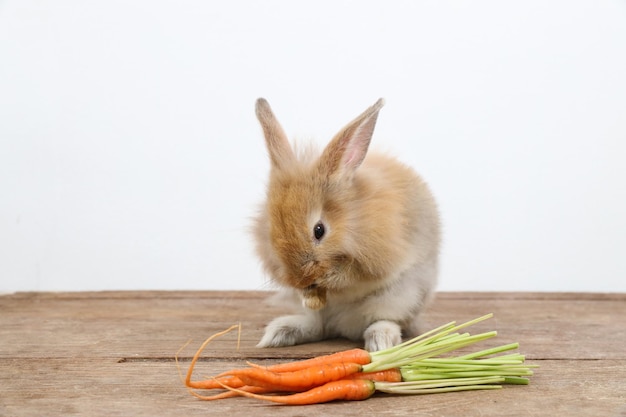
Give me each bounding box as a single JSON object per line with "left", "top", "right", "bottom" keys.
{"left": 253, "top": 98, "right": 440, "bottom": 351}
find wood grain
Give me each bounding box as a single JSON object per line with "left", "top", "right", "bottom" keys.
{"left": 1, "top": 291, "right": 624, "bottom": 416}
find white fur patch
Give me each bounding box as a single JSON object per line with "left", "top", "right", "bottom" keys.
{"left": 256, "top": 314, "right": 323, "bottom": 348}
{"left": 363, "top": 320, "right": 402, "bottom": 351}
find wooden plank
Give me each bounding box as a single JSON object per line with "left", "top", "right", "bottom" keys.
{"left": 1, "top": 291, "right": 624, "bottom": 360}
{"left": 1, "top": 358, "right": 624, "bottom": 417}
{"left": 1, "top": 291, "right": 625, "bottom": 416}
{"left": 5, "top": 290, "right": 625, "bottom": 301}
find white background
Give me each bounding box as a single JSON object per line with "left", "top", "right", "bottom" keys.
{"left": 1, "top": 1, "right": 625, "bottom": 293}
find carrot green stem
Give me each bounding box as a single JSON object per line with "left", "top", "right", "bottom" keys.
{"left": 368, "top": 314, "right": 494, "bottom": 366}
{"left": 456, "top": 343, "right": 520, "bottom": 360}
{"left": 363, "top": 331, "right": 498, "bottom": 372}
{"left": 397, "top": 345, "right": 537, "bottom": 382}
{"left": 371, "top": 314, "right": 494, "bottom": 360}
{"left": 374, "top": 376, "right": 505, "bottom": 394}
{"left": 377, "top": 384, "right": 504, "bottom": 395}
{"left": 503, "top": 377, "right": 530, "bottom": 385}
{"left": 361, "top": 313, "right": 538, "bottom": 391}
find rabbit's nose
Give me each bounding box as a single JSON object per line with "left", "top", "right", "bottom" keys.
{"left": 296, "top": 259, "right": 321, "bottom": 287}
{"left": 301, "top": 259, "right": 318, "bottom": 277}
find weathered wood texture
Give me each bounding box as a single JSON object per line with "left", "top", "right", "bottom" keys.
{"left": 1, "top": 291, "right": 624, "bottom": 416}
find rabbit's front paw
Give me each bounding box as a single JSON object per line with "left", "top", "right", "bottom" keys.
{"left": 363, "top": 320, "right": 402, "bottom": 351}
{"left": 257, "top": 314, "right": 323, "bottom": 348}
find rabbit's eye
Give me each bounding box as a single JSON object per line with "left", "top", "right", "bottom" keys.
{"left": 313, "top": 222, "right": 325, "bottom": 241}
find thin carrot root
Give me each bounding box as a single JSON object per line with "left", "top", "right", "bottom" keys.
{"left": 175, "top": 324, "right": 242, "bottom": 394}
{"left": 188, "top": 385, "right": 276, "bottom": 401}
{"left": 218, "top": 362, "right": 364, "bottom": 391}
{"left": 217, "top": 379, "right": 376, "bottom": 405}
{"left": 185, "top": 375, "right": 245, "bottom": 390}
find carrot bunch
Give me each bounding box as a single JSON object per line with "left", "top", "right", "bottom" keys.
{"left": 177, "top": 314, "right": 537, "bottom": 405}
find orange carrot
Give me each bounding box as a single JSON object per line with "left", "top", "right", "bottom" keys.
{"left": 188, "top": 369, "right": 400, "bottom": 390}
{"left": 219, "top": 362, "right": 363, "bottom": 391}
{"left": 256, "top": 348, "right": 371, "bottom": 372}
{"left": 344, "top": 369, "right": 402, "bottom": 383}
{"left": 219, "top": 379, "right": 376, "bottom": 405}
{"left": 187, "top": 362, "right": 398, "bottom": 392}
{"left": 188, "top": 367, "right": 402, "bottom": 400}
{"left": 178, "top": 325, "right": 372, "bottom": 393}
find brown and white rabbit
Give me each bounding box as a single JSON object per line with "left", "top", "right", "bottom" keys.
{"left": 253, "top": 98, "right": 440, "bottom": 351}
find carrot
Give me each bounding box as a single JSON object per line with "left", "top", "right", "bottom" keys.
{"left": 183, "top": 369, "right": 398, "bottom": 393}
{"left": 177, "top": 326, "right": 376, "bottom": 404}
{"left": 202, "top": 369, "right": 400, "bottom": 392}
{"left": 186, "top": 362, "right": 397, "bottom": 392}
{"left": 189, "top": 368, "right": 402, "bottom": 401}
{"left": 252, "top": 348, "right": 371, "bottom": 372}
{"left": 344, "top": 369, "right": 402, "bottom": 383}
{"left": 180, "top": 314, "right": 536, "bottom": 405}
{"left": 218, "top": 362, "right": 363, "bottom": 391}
{"left": 218, "top": 379, "right": 376, "bottom": 405}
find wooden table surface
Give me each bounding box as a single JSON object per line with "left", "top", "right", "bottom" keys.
{"left": 1, "top": 291, "right": 624, "bottom": 416}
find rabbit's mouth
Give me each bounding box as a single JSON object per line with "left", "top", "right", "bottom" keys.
{"left": 304, "top": 282, "right": 327, "bottom": 292}
{"left": 302, "top": 283, "right": 327, "bottom": 310}
{"left": 302, "top": 282, "right": 324, "bottom": 295}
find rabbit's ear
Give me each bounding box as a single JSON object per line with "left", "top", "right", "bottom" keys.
{"left": 256, "top": 98, "right": 295, "bottom": 170}
{"left": 319, "top": 98, "right": 385, "bottom": 178}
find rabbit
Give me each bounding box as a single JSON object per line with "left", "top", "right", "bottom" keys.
{"left": 253, "top": 98, "right": 440, "bottom": 352}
